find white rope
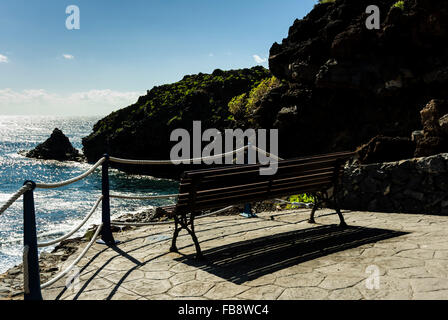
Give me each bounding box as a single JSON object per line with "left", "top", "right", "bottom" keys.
{"left": 40, "top": 224, "right": 102, "bottom": 290}
{"left": 109, "top": 146, "right": 248, "bottom": 165}
{"left": 251, "top": 145, "right": 284, "bottom": 161}
{"left": 196, "top": 206, "right": 235, "bottom": 219}
{"left": 111, "top": 220, "right": 173, "bottom": 227}
{"left": 110, "top": 194, "right": 178, "bottom": 200}
{"left": 37, "top": 196, "right": 103, "bottom": 248}
{"left": 35, "top": 157, "right": 106, "bottom": 189}
{"left": 0, "top": 183, "right": 33, "bottom": 216}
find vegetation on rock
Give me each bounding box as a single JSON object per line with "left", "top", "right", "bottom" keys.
{"left": 228, "top": 76, "right": 282, "bottom": 124}
{"left": 82, "top": 67, "right": 270, "bottom": 177}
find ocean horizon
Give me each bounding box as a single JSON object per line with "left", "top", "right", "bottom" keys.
{"left": 0, "top": 115, "right": 178, "bottom": 273}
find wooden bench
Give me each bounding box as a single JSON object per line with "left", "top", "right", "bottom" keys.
{"left": 160, "top": 151, "right": 354, "bottom": 259}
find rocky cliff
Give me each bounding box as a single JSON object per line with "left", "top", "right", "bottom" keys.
{"left": 82, "top": 67, "right": 270, "bottom": 178}
{"left": 82, "top": 0, "right": 448, "bottom": 178}
{"left": 264, "top": 0, "right": 448, "bottom": 160}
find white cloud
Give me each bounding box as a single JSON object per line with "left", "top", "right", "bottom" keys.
{"left": 0, "top": 54, "right": 9, "bottom": 63}
{"left": 253, "top": 54, "right": 267, "bottom": 64}
{"left": 62, "top": 54, "right": 75, "bottom": 60}
{"left": 0, "top": 89, "right": 142, "bottom": 116}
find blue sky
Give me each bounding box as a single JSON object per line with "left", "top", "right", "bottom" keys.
{"left": 0, "top": 0, "right": 316, "bottom": 115}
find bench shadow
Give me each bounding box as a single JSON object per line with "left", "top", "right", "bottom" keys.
{"left": 175, "top": 225, "right": 408, "bottom": 285}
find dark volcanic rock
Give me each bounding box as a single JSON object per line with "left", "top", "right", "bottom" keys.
{"left": 26, "top": 128, "right": 83, "bottom": 161}
{"left": 263, "top": 0, "right": 448, "bottom": 159}
{"left": 356, "top": 135, "right": 416, "bottom": 164}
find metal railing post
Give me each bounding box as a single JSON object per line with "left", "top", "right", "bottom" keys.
{"left": 240, "top": 142, "right": 257, "bottom": 218}
{"left": 98, "top": 154, "right": 118, "bottom": 246}
{"left": 23, "top": 180, "right": 43, "bottom": 301}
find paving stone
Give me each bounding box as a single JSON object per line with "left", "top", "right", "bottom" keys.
{"left": 168, "top": 280, "right": 214, "bottom": 297}
{"left": 145, "top": 271, "right": 174, "bottom": 280}
{"left": 434, "top": 250, "right": 448, "bottom": 259}
{"left": 278, "top": 287, "right": 329, "bottom": 300}
{"left": 110, "top": 287, "right": 143, "bottom": 300}
{"left": 170, "top": 271, "right": 196, "bottom": 286}
{"left": 386, "top": 267, "right": 432, "bottom": 279}
{"left": 76, "top": 288, "right": 112, "bottom": 300}
{"left": 413, "top": 290, "right": 448, "bottom": 300}
{"left": 410, "top": 278, "right": 448, "bottom": 293}
{"left": 318, "top": 276, "right": 364, "bottom": 290}
{"left": 237, "top": 285, "right": 284, "bottom": 300}
{"left": 244, "top": 274, "right": 277, "bottom": 287}
{"left": 122, "top": 279, "right": 172, "bottom": 296}
{"left": 396, "top": 249, "right": 435, "bottom": 260}
{"left": 328, "top": 287, "right": 363, "bottom": 300}
{"left": 204, "top": 282, "right": 250, "bottom": 299}
{"left": 275, "top": 272, "right": 325, "bottom": 288}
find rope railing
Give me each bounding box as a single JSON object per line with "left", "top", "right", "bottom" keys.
{"left": 109, "top": 193, "right": 178, "bottom": 200}
{"left": 111, "top": 205, "right": 235, "bottom": 227}
{"left": 109, "top": 145, "right": 248, "bottom": 165}
{"left": 35, "top": 157, "right": 106, "bottom": 189}
{"left": 0, "top": 183, "right": 33, "bottom": 216}
{"left": 40, "top": 224, "right": 103, "bottom": 290}
{"left": 251, "top": 145, "right": 284, "bottom": 161}
{"left": 0, "top": 143, "right": 282, "bottom": 300}
{"left": 37, "top": 196, "right": 103, "bottom": 248}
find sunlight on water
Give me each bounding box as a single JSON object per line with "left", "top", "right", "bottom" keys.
{"left": 0, "top": 115, "right": 178, "bottom": 273}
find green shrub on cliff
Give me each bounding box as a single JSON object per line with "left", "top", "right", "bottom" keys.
{"left": 228, "top": 76, "right": 282, "bottom": 122}
{"left": 391, "top": 1, "right": 405, "bottom": 10}
{"left": 283, "top": 194, "right": 315, "bottom": 209}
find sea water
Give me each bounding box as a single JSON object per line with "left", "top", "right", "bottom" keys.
{"left": 0, "top": 115, "right": 178, "bottom": 273}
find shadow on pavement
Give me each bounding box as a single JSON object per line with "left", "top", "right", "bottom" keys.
{"left": 176, "top": 224, "right": 408, "bottom": 284}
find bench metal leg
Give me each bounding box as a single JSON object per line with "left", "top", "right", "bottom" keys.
{"left": 308, "top": 193, "right": 319, "bottom": 224}
{"left": 171, "top": 214, "right": 204, "bottom": 260}
{"left": 308, "top": 191, "right": 347, "bottom": 227}
{"left": 336, "top": 207, "right": 347, "bottom": 228}
{"left": 184, "top": 214, "right": 204, "bottom": 260}
{"left": 170, "top": 216, "right": 180, "bottom": 253}
{"left": 332, "top": 178, "right": 347, "bottom": 227}
{"left": 333, "top": 191, "right": 347, "bottom": 228}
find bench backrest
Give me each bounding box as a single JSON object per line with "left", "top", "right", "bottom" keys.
{"left": 175, "top": 151, "right": 354, "bottom": 215}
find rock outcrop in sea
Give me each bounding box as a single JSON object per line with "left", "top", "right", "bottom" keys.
{"left": 26, "top": 128, "right": 83, "bottom": 162}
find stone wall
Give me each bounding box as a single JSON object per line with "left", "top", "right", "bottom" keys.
{"left": 339, "top": 153, "right": 448, "bottom": 215}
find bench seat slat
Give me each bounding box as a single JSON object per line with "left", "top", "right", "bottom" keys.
{"left": 176, "top": 180, "right": 333, "bottom": 213}
{"left": 182, "top": 151, "right": 354, "bottom": 178}
{"left": 177, "top": 170, "right": 335, "bottom": 202}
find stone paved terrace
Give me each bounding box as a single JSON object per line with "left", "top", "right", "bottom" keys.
{"left": 41, "top": 209, "right": 448, "bottom": 300}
